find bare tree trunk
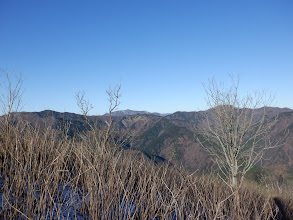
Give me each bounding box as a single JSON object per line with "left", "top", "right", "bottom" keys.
{"left": 231, "top": 166, "right": 238, "bottom": 189}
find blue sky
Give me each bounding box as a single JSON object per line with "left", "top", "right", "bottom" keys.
{"left": 1, "top": 0, "right": 292, "bottom": 115}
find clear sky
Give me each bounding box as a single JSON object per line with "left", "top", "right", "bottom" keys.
{"left": 1, "top": 0, "right": 292, "bottom": 115}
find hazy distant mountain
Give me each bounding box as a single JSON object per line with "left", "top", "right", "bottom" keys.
{"left": 103, "top": 109, "right": 170, "bottom": 117}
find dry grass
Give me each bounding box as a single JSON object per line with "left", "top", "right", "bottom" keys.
{"left": 0, "top": 116, "right": 292, "bottom": 219}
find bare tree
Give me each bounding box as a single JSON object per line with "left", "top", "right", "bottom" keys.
{"left": 75, "top": 84, "right": 123, "bottom": 151}
{"left": 0, "top": 69, "right": 23, "bottom": 116}
{"left": 198, "top": 75, "right": 279, "bottom": 191}
{"left": 104, "top": 84, "right": 122, "bottom": 144}
{"left": 75, "top": 91, "right": 93, "bottom": 117}
{"left": 0, "top": 69, "right": 24, "bottom": 132}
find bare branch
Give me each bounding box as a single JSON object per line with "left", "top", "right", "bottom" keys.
{"left": 0, "top": 69, "right": 23, "bottom": 116}
{"left": 75, "top": 91, "right": 93, "bottom": 117}
{"left": 199, "top": 75, "right": 279, "bottom": 191}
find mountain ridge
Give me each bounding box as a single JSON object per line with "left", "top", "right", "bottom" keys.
{"left": 103, "top": 109, "right": 171, "bottom": 117}
{"left": 8, "top": 107, "right": 293, "bottom": 176}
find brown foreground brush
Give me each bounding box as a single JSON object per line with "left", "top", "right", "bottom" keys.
{"left": 1, "top": 115, "right": 292, "bottom": 219}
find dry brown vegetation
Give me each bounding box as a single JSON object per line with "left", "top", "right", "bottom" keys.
{"left": 0, "top": 73, "right": 292, "bottom": 219}
{"left": 0, "top": 113, "right": 292, "bottom": 220}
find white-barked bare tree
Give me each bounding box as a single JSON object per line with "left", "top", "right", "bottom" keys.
{"left": 198, "top": 75, "right": 281, "bottom": 191}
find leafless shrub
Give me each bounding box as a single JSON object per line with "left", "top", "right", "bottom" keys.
{"left": 0, "top": 69, "right": 23, "bottom": 116}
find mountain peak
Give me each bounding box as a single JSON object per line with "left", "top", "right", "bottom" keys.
{"left": 103, "top": 109, "right": 169, "bottom": 117}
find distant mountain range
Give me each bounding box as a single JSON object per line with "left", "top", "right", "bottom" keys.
{"left": 103, "top": 109, "right": 170, "bottom": 117}
{"left": 9, "top": 107, "right": 293, "bottom": 179}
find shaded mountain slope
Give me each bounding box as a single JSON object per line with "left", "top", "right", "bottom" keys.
{"left": 135, "top": 117, "right": 209, "bottom": 170}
